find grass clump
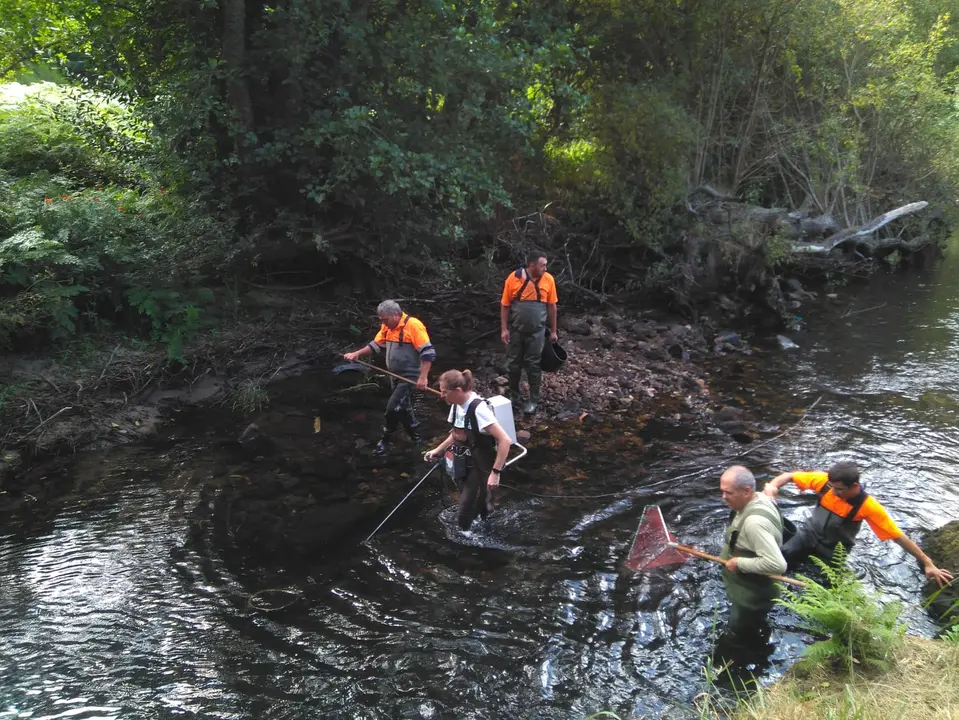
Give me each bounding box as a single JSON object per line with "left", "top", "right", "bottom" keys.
{"left": 731, "top": 637, "right": 959, "bottom": 720}
{"left": 231, "top": 378, "right": 269, "bottom": 414}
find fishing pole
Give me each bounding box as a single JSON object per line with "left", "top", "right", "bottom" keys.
{"left": 362, "top": 462, "right": 442, "bottom": 544}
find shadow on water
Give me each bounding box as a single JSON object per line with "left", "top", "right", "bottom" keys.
{"left": 3, "top": 236, "right": 959, "bottom": 718}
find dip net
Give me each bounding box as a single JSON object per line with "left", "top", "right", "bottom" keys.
{"left": 625, "top": 505, "right": 689, "bottom": 572}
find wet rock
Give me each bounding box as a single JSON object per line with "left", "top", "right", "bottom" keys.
{"left": 516, "top": 430, "right": 531, "bottom": 442}
{"left": 921, "top": 520, "right": 959, "bottom": 628}
{"left": 777, "top": 335, "right": 799, "bottom": 350}
{"left": 600, "top": 317, "right": 620, "bottom": 333}
{"left": 237, "top": 423, "right": 273, "bottom": 456}
{"left": 714, "top": 330, "right": 742, "bottom": 348}
{"left": 564, "top": 319, "right": 592, "bottom": 336}
{"left": 785, "top": 277, "right": 804, "bottom": 292}
{"left": 712, "top": 406, "right": 745, "bottom": 424}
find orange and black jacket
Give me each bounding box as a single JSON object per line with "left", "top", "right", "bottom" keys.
{"left": 367, "top": 313, "right": 436, "bottom": 380}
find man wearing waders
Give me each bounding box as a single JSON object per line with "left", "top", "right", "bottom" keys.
{"left": 716, "top": 465, "right": 787, "bottom": 671}
{"left": 424, "top": 370, "right": 513, "bottom": 530}
{"left": 343, "top": 300, "right": 435, "bottom": 455}
{"left": 500, "top": 254, "right": 558, "bottom": 414}
{"left": 764, "top": 461, "right": 953, "bottom": 585}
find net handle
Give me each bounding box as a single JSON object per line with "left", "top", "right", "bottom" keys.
{"left": 669, "top": 542, "right": 807, "bottom": 589}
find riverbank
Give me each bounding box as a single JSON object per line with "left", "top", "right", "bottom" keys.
{"left": 724, "top": 637, "right": 959, "bottom": 720}
{"left": 0, "top": 265, "right": 808, "bottom": 492}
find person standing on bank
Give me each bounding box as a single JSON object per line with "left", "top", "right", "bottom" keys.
{"left": 763, "top": 461, "right": 953, "bottom": 585}
{"left": 424, "top": 370, "right": 512, "bottom": 530}
{"left": 500, "top": 254, "right": 558, "bottom": 414}
{"left": 343, "top": 300, "right": 435, "bottom": 455}
{"left": 718, "top": 465, "right": 788, "bottom": 660}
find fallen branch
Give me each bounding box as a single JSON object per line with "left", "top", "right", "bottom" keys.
{"left": 23, "top": 406, "right": 73, "bottom": 438}
{"left": 793, "top": 202, "right": 929, "bottom": 254}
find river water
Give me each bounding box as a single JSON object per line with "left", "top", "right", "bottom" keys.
{"left": 3, "top": 247, "right": 959, "bottom": 719}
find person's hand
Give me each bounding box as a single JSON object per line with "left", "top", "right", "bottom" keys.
{"left": 501, "top": 328, "right": 510, "bottom": 345}
{"left": 487, "top": 471, "right": 500, "bottom": 488}
{"left": 416, "top": 376, "right": 428, "bottom": 391}
{"left": 343, "top": 351, "right": 358, "bottom": 361}
{"left": 550, "top": 330, "right": 558, "bottom": 343}
{"left": 925, "top": 563, "right": 954, "bottom": 587}
{"left": 725, "top": 557, "right": 740, "bottom": 573}
{"left": 763, "top": 482, "right": 779, "bottom": 499}
{"left": 424, "top": 449, "right": 439, "bottom": 463}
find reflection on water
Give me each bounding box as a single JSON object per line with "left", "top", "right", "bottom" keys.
{"left": 3, "top": 238, "right": 959, "bottom": 719}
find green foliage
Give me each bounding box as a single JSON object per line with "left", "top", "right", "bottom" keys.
{"left": 777, "top": 546, "right": 905, "bottom": 673}
{"left": 0, "top": 0, "right": 957, "bottom": 308}
{"left": 0, "top": 86, "right": 228, "bottom": 354}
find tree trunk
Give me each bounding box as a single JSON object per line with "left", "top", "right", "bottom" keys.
{"left": 222, "top": 0, "right": 254, "bottom": 135}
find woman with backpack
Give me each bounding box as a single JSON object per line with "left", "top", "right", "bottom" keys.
{"left": 424, "top": 369, "right": 513, "bottom": 530}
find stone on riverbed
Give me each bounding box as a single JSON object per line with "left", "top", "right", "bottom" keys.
{"left": 921, "top": 520, "right": 959, "bottom": 629}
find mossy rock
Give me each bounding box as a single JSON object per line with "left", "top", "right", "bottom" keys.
{"left": 921, "top": 520, "right": 959, "bottom": 627}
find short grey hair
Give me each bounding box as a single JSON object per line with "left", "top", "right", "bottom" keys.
{"left": 376, "top": 299, "right": 402, "bottom": 316}
{"left": 726, "top": 465, "right": 756, "bottom": 490}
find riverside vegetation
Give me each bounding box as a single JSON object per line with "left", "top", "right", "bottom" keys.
{"left": 587, "top": 550, "right": 959, "bottom": 720}
{"left": 2, "top": 0, "right": 958, "bottom": 458}
{"left": 1, "top": 3, "right": 959, "bottom": 712}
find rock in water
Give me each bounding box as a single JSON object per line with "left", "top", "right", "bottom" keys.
{"left": 777, "top": 335, "right": 799, "bottom": 350}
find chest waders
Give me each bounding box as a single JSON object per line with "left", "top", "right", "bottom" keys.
{"left": 808, "top": 485, "right": 870, "bottom": 556}
{"left": 377, "top": 318, "right": 424, "bottom": 454}
{"left": 506, "top": 270, "right": 548, "bottom": 407}
{"left": 721, "top": 502, "right": 785, "bottom": 611}
{"left": 454, "top": 399, "right": 497, "bottom": 530}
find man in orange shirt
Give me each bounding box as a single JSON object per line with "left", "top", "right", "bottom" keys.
{"left": 763, "top": 460, "right": 952, "bottom": 585}
{"left": 500, "top": 254, "right": 559, "bottom": 414}
{"left": 343, "top": 300, "right": 435, "bottom": 455}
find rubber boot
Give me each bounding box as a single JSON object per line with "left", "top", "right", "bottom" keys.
{"left": 525, "top": 377, "right": 541, "bottom": 414}
{"left": 400, "top": 409, "right": 423, "bottom": 445}
{"left": 374, "top": 429, "right": 393, "bottom": 456}
{"left": 375, "top": 413, "right": 400, "bottom": 455}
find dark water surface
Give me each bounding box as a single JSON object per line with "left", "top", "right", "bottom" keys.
{"left": 3, "top": 245, "right": 959, "bottom": 719}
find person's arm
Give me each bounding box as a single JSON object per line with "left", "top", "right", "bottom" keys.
{"left": 485, "top": 422, "right": 513, "bottom": 488}
{"left": 500, "top": 304, "right": 510, "bottom": 344}
{"left": 763, "top": 472, "right": 796, "bottom": 499}
{"left": 424, "top": 432, "right": 455, "bottom": 462}
{"left": 343, "top": 344, "right": 374, "bottom": 361}
{"left": 728, "top": 517, "right": 788, "bottom": 575}
{"left": 416, "top": 360, "right": 433, "bottom": 390}
{"left": 547, "top": 303, "right": 558, "bottom": 342}
{"left": 893, "top": 535, "right": 955, "bottom": 586}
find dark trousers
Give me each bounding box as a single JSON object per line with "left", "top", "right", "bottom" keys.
{"left": 782, "top": 526, "right": 838, "bottom": 573}
{"left": 457, "top": 462, "right": 494, "bottom": 530}
{"left": 506, "top": 327, "right": 545, "bottom": 402}
{"left": 713, "top": 601, "right": 774, "bottom": 678}
{"left": 383, "top": 380, "right": 419, "bottom": 439}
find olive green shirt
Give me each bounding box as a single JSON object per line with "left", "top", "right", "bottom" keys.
{"left": 727, "top": 494, "right": 787, "bottom": 576}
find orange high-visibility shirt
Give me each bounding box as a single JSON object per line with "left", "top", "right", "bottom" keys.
{"left": 500, "top": 270, "right": 559, "bottom": 306}
{"left": 372, "top": 313, "right": 431, "bottom": 350}
{"left": 791, "top": 471, "right": 902, "bottom": 541}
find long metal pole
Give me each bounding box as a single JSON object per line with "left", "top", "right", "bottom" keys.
{"left": 362, "top": 462, "right": 442, "bottom": 545}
